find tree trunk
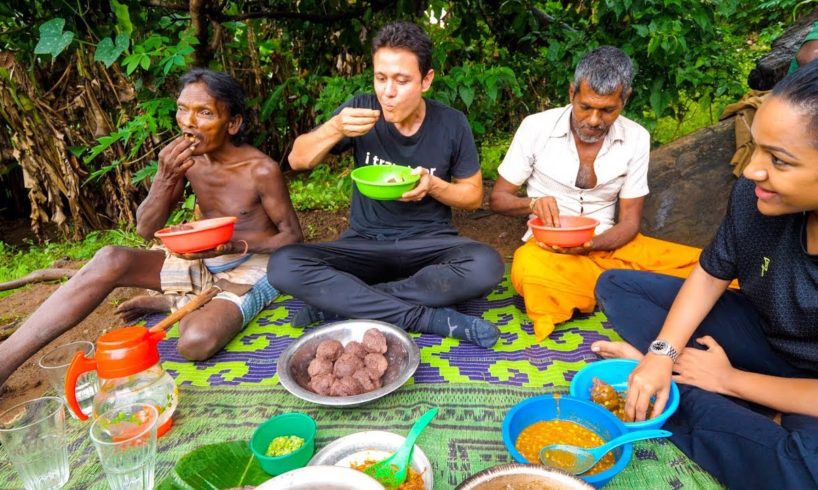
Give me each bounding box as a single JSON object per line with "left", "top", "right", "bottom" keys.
{"left": 748, "top": 6, "right": 818, "bottom": 90}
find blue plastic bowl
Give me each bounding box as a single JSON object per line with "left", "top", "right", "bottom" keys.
{"left": 569, "top": 359, "right": 680, "bottom": 431}
{"left": 502, "top": 394, "right": 631, "bottom": 488}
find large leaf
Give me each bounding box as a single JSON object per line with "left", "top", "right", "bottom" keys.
{"left": 110, "top": 0, "right": 133, "bottom": 36}
{"left": 156, "top": 440, "right": 270, "bottom": 490}
{"left": 34, "top": 18, "right": 74, "bottom": 58}
{"left": 95, "top": 33, "right": 129, "bottom": 67}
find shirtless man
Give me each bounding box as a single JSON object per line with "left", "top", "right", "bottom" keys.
{"left": 0, "top": 68, "right": 302, "bottom": 386}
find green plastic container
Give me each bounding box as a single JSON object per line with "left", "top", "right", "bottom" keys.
{"left": 351, "top": 165, "right": 420, "bottom": 200}
{"left": 250, "top": 412, "right": 316, "bottom": 476}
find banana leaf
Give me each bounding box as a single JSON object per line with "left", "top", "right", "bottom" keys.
{"left": 156, "top": 440, "right": 271, "bottom": 489}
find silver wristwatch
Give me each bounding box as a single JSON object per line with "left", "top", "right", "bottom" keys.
{"left": 649, "top": 340, "right": 679, "bottom": 363}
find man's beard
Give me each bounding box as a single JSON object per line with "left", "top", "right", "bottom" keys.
{"left": 575, "top": 124, "right": 607, "bottom": 143}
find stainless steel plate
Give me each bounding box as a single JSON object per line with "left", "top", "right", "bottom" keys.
{"left": 277, "top": 320, "right": 420, "bottom": 407}
{"left": 455, "top": 463, "right": 594, "bottom": 490}
{"left": 256, "top": 465, "right": 385, "bottom": 490}
{"left": 309, "top": 430, "right": 434, "bottom": 490}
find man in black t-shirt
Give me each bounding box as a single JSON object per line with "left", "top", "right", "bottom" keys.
{"left": 267, "top": 22, "right": 504, "bottom": 347}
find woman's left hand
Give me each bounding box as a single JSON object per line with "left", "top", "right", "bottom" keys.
{"left": 672, "top": 335, "right": 736, "bottom": 394}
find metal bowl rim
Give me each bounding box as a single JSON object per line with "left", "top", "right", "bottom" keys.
{"left": 277, "top": 319, "right": 420, "bottom": 407}
{"left": 455, "top": 462, "right": 594, "bottom": 490}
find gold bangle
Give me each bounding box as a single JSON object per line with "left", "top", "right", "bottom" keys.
{"left": 529, "top": 197, "right": 540, "bottom": 211}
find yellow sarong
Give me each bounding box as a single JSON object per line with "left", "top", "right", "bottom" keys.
{"left": 511, "top": 234, "right": 702, "bottom": 340}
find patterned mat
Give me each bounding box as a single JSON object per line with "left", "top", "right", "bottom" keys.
{"left": 0, "top": 384, "right": 722, "bottom": 490}
{"left": 155, "top": 274, "right": 618, "bottom": 389}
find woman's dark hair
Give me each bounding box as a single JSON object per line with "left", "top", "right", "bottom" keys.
{"left": 772, "top": 59, "right": 818, "bottom": 144}
{"left": 372, "top": 21, "right": 433, "bottom": 76}
{"left": 178, "top": 69, "right": 248, "bottom": 145}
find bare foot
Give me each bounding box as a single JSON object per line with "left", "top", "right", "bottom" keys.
{"left": 591, "top": 340, "right": 644, "bottom": 361}
{"left": 116, "top": 296, "right": 172, "bottom": 323}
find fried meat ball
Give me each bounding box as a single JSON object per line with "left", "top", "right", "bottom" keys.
{"left": 333, "top": 352, "right": 364, "bottom": 378}
{"left": 364, "top": 353, "right": 388, "bottom": 378}
{"left": 315, "top": 339, "right": 344, "bottom": 362}
{"left": 362, "top": 328, "right": 388, "bottom": 354}
{"left": 344, "top": 340, "right": 368, "bottom": 359}
{"left": 307, "top": 357, "right": 333, "bottom": 378}
{"left": 352, "top": 369, "right": 378, "bottom": 392}
{"left": 330, "top": 375, "right": 363, "bottom": 396}
{"left": 309, "top": 373, "right": 334, "bottom": 396}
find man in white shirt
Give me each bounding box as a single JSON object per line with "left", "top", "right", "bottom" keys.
{"left": 490, "top": 46, "right": 702, "bottom": 340}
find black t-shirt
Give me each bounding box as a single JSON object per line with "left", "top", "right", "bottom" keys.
{"left": 699, "top": 177, "right": 818, "bottom": 373}
{"left": 331, "top": 94, "right": 480, "bottom": 239}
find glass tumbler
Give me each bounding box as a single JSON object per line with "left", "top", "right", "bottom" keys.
{"left": 0, "top": 396, "right": 69, "bottom": 490}
{"left": 38, "top": 340, "right": 98, "bottom": 418}
{"left": 89, "top": 403, "right": 158, "bottom": 490}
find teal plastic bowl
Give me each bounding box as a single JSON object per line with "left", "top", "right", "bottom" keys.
{"left": 502, "top": 394, "right": 631, "bottom": 488}
{"left": 351, "top": 165, "right": 419, "bottom": 200}
{"left": 250, "top": 412, "right": 316, "bottom": 476}
{"left": 569, "top": 359, "right": 680, "bottom": 432}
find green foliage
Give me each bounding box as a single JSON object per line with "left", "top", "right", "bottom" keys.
{"left": 0, "top": 230, "right": 143, "bottom": 294}
{"left": 82, "top": 97, "right": 176, "bottom": 183}
{"left": 94, "top": 33, "right": 130, "bottom": 68}
{"left": 314, "top": 73, "right": 373, "bottom": 123}
{"left": 430, "top": 64, "right": 523, "bottom": 135}
{"left": 479, "top": 135, "right": 513, "bottom": 181}
{"left": 34, "top": 18, "right": 74, "bottom": 59}
{"left": 288, "top": 160, "right": 353, "bottom": 211}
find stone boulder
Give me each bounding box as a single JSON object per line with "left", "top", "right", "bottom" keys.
{"left": 642, "top": 118, "right": 737, "bottom": 248}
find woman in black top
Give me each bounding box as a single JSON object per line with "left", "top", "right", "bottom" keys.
{"left": 591, "top": 62, "right": 818, "bottom": 488}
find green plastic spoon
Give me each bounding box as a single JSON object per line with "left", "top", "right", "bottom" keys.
{"left": 364, "top": 407, "right": 438, "bottom": 487}
{"left": 539, "top": 429, "right": 672, "bottom": 475}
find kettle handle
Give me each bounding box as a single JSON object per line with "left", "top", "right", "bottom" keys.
{"left": 65, "top": 351, "right": 97, "bottom": 420}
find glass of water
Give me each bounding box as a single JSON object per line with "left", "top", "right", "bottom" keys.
{"left": 38, "top": 340, "right": 98, "bottom": 418}
{"left": 89, "top": 403, "right": 158, "bottom": 490}
{"left": 0, "top": 396, "right": 70, "bottom": 490}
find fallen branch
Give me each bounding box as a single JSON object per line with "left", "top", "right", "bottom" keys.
{"left": 0, "top": 268, "right": 77, "bottom": 292}
{"left": 0, "top": 321, "right": 20, "bottom": 341}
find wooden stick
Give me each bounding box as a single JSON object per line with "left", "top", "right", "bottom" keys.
{"left": 148, "top": 286, "right": 220, "bottom": 333}
{"left": 0, "top": 268, "right": 77, "bottom": 292}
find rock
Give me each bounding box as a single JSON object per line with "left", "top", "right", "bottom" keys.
{"left": 643, "top": 118, "right": 736, "bottom": 248}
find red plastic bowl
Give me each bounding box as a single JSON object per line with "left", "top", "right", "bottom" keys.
{"left": 154, "top": 217, "right": 237, "bottom": 254}
{"left": 527, "top": 216, "right": 599, "bottom": 248}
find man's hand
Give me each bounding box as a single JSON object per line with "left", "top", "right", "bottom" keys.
{"left": 157, "top": 137, "right": 197, "bottom": 182}
{"left": 672, "top": 336, "right": 736, "bottom": 395}
{"left": 537, "top": 241, "right": 593, "bottom": 255}
{"left": 531, "top": 196, "right": 561, "bottom": 227}
{"left": 399, "top": 167, "right": 433, "bottom": 202}
{"left": 170, "top": 241, "right": 243, "bottom": 260}
{"left": 331, "top": 108, "right": 380, "bottom": 138}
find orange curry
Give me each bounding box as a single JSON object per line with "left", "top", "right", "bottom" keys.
{"left": 514, "top": 419, "right": 616, "bottom": 475}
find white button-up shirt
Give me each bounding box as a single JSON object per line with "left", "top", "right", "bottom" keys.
{"left": 498, "top": 105, "right": 650, "bottom": 240}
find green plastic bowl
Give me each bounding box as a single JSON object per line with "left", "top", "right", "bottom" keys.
{"left": 351, "top": 165, "right": 420, "bottom": 200}
{"left": 250, "top": 412, "right": 317, "bottom": 476}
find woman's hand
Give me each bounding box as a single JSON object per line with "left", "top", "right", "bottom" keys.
{"left": 672, "top": 336, "right": 735, "bottom": 395}
{"left": 625, "top": 353, "right": 675, "bottom": 421}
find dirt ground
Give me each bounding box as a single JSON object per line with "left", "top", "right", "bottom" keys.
{"left": 0, "top": 183, "right": 526, "bottom": 412}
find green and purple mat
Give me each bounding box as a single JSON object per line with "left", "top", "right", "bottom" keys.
{"left": 0, "top": 274, "right": 723, "bottom": 489}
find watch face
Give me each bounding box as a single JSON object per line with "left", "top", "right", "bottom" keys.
{"left": 652, "top": 341, "right": 667, "bottom": 351}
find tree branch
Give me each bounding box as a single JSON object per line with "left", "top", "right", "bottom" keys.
{"left": 217, "top": 0, "right": 397, "bottom": 23}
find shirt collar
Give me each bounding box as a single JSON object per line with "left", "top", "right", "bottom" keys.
{"left": 550, "top": 104, "right": 626, "bottom": 144}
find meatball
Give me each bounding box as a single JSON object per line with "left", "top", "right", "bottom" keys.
{"left": 364, "top": 367, "right": 384, "bottom": 384}
{"left": 309, "top": 373, "right": 334, "bottom": 396}
{"left": 316, "top": 340, "right": 344, "bottom": 362}
{"left": 363, "top": 328, "right": 388, "bottom": 354}
{"left": 333, "top": 353, "right": 364, "bottom": 378}
{"left": 308, "top": 358, "right": 333, "bottom": 378}
{"left": 344, "top": 340, "right": 367, "bottom": 359}
{"left": 364, "top": 353, "right": 388, "bottom": 378}
{"left": 352, "top": 369, "right": 377, "bottom": 392}
{"left": 330, "top": 376, "right": 363, "bottom": 396}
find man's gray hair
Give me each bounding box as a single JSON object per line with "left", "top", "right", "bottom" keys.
{"left": 573, "top": 46, "right": 634, "bottom": 101}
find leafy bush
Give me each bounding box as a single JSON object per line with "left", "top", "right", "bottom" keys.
{"left": 287, "top": 160, "right": 353, "bottom": 211}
